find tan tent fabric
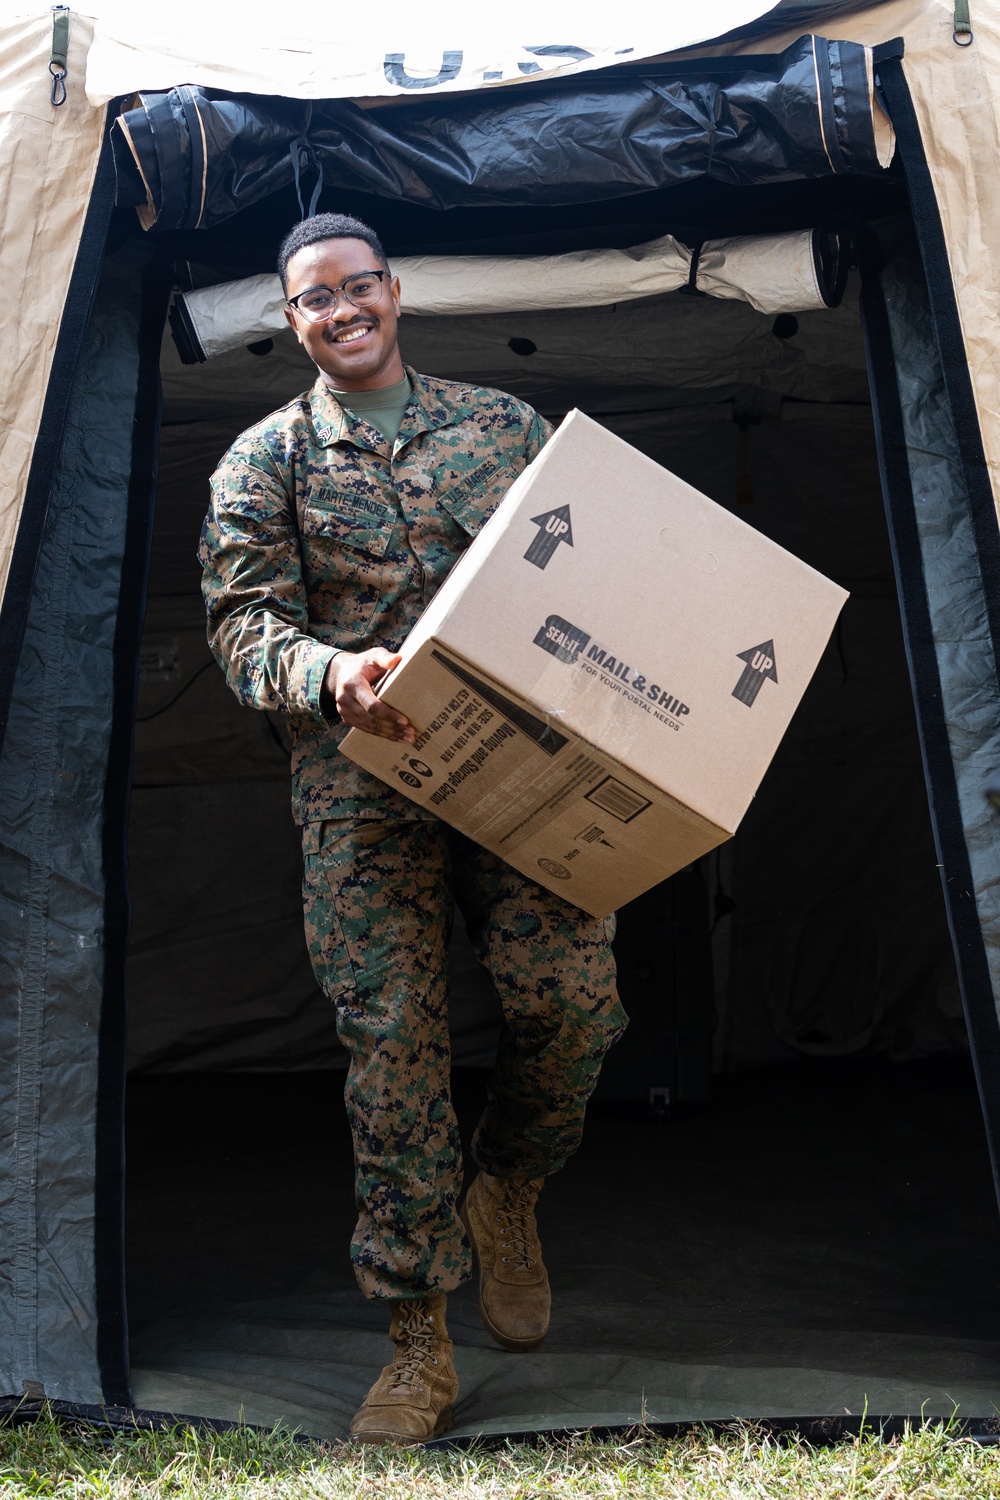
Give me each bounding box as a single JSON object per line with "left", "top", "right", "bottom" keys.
{"left": 0, "top": 9, "right": 105, "bottom": 602}
{"left": 676, "top": 0, "right": 1000, "bottom": 532}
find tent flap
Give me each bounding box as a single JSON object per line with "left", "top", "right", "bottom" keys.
{"left": 111, "top": 35, "right": 887, "bottom": 232}
{"left": 0, "top": 242, "right": 152, "bottom": 1405}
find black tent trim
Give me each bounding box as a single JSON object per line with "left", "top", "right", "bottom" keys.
{"left": 862, "top": 261, "right": 1000, "bottom": 1202}
{"left": 427, "top": 1415, "right": 1000, "bottom": 1449}
{"left": 873, "top": 46, "right": 1000, "bottom": 684}
{"left": 0, "top": 1398, "right": 995, "bottom": 1446}
{"left": 862, "top": 41, "right": 1000, "bottom": 1196}
{"left": 2, "top": 1395, "right": 998, "bottom": 1447}
{"left": 110, "top": 35, "right": 887, "bottom": 231}
{"left": 0, "top": 117, "right": 117, "bottom": 750}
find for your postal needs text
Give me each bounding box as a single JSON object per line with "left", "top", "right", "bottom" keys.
{"left": 533, "top": 614, "right": 690, "bottom": 729}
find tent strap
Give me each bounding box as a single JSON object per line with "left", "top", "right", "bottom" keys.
{"left": 954, "top": 1, "right": 974, "bottom": 46}
{"left": 49, "top": 5, "right": 68, "bottom": 106}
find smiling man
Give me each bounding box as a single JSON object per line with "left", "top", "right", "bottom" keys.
{"left": 199, "top": 213, "right": 626, "bottom": 1443}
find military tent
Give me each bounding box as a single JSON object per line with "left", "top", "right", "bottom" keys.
{"left": 2, "top": 0, "right": 1000, "bottom": 1442}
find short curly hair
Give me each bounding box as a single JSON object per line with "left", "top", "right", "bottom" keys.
{"left": 278, "top": 213, "right": 388, "bottom": 292}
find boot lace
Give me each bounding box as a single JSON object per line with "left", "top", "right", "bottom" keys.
{"left": 388, "top": 1301, "right": 438, "bottom": 1391}
{"left": 495, "top": 1179, "right": 541, "bottom": 1272}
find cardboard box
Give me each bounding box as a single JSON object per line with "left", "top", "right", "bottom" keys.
{"left": 343, "top": 410, "right": 848, "bottom": 916}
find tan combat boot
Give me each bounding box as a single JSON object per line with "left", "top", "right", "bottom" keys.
{"left": 460, "top": 1171, "right": 550, "bottom": 1352}
{"left": 349, "top": 1295, "right": 458, "bottom": 1444}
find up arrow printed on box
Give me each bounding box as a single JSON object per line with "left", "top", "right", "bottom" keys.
{"left": 733, "top": 640, "right": 778, "bottom": 706}
{"left": 524, "top": 505, "right": 574, "bottom": 569}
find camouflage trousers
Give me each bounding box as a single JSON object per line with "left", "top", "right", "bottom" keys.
{"left": 301, "top": 816, "right": 627, "bottom": 1300}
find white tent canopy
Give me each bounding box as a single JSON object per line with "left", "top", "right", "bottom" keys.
{"left": 81, "top": 0, "right": 782, "bottom": 105}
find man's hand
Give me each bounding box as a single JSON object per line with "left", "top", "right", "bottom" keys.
{"left": 324, "top": 648, "right": 416, "bottom": 743}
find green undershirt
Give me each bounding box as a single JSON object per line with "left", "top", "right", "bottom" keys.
{"left": 329, "top": 372, "right": 413, "bottom": 447}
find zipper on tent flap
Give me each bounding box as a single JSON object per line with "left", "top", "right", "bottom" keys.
{"left": 95, "top": 252, "right": 173, "bottom": 1410}
{"left": 954, "top": 1, "right": 974, "bottom": 46}
{"left": 49, "top": 6, "right": 69, "bottom": 107}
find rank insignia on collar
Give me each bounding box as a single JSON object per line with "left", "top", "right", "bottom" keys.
{"left": 315, "top": 425, "right": 334, "bottom": 444}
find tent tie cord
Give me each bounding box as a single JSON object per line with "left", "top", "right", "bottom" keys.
{"left": 954, "top": 0, "right": 974, "bottom": 45}
{"left": 678, "top": 241, "right": 705, "bottom": 298}
{"left": 49, "top": 4, "right": 68, "bottom": 106}
{"left": 290, "top": 137, "right": 324, "bottom": 220}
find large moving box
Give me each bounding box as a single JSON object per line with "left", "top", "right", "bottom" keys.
{"left": 344, "top": 411, "right": 848, "bottom": 915}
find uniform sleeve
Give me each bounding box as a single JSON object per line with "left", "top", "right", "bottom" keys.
{"left": 199, "top": 451, "right": 336, "bottom": 724}
{"left": 526, "top": 407, "right": 555, "bottom": 459}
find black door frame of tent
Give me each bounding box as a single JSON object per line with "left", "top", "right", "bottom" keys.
{"left": 2, "top": 34, "right": 1000, "bottom": 1423}
{"left": 861, "top": 43, "right": 1000, "bottom": 1194}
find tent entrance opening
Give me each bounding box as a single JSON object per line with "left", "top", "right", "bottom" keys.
{"left": 122, "top": 204, "right": 1000, "bottom": 1435}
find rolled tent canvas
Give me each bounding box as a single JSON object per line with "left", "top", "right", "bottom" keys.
{"left": 108, "top": 34, "right": 889, "bottom": 232}
{"left": 171, "top": 228, "right": 849, "bottom": 363}
{"left": 2, "top": 0, "right": 1000, "bottom": 1436}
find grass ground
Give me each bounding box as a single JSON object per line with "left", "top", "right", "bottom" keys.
{"left": 0, "top": 1412, "right": 998, "bottom": 1499}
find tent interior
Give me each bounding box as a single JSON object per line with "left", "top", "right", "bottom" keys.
{"left": 117, "top": 170, "right": 1000, "bottom": 1438}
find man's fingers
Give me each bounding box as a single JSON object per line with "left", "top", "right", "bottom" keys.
{"left": 330, "top": 645, "right": 414, "bottom": 743}
{"left": 361, "top": 696, "right": 411, "bottom": 731}
{"left": 343, "top": 677, "right": 401, "bottom": 722}
{"left": 370, "top": 716, "right": 417, "bottom": 742}
{"left": 352, "top": 649, "right": 403, "bottom": 695}
{"left": 362, "top": 649, "right": 402, "bottom": 677}
{"left": 336, "top": 664, "right": 416, "bottom": 741}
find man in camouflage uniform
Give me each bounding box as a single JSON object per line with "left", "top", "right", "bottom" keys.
{"left": 200, "top": 213, "right": 626, "bottom": 1443}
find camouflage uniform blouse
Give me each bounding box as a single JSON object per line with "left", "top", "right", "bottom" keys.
{"left": 200, "top": 367, "right": 552, "bottom": 824}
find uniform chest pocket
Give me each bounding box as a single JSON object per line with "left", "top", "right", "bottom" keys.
{"left": 436, "top": 462, "right": 520, "bottom": 538}
{"left": 302, "top": 492, "right": 398, "bottom": 559}
{"left": 300, "top": 489, "right": 401, "bottom": 640}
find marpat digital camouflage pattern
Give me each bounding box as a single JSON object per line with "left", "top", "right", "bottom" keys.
{"left": 201, "top": 366, "right": 624, "bottom": 1302}
{"left": 303, "top": 817, "right": 626, "bottom": 1299}
{"left": 200, "top": 367, "right": 550, "bottom": 823}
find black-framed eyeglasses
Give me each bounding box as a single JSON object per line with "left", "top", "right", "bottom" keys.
{"left": 286, "top": 270, "right": 389, "bottom": 321}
